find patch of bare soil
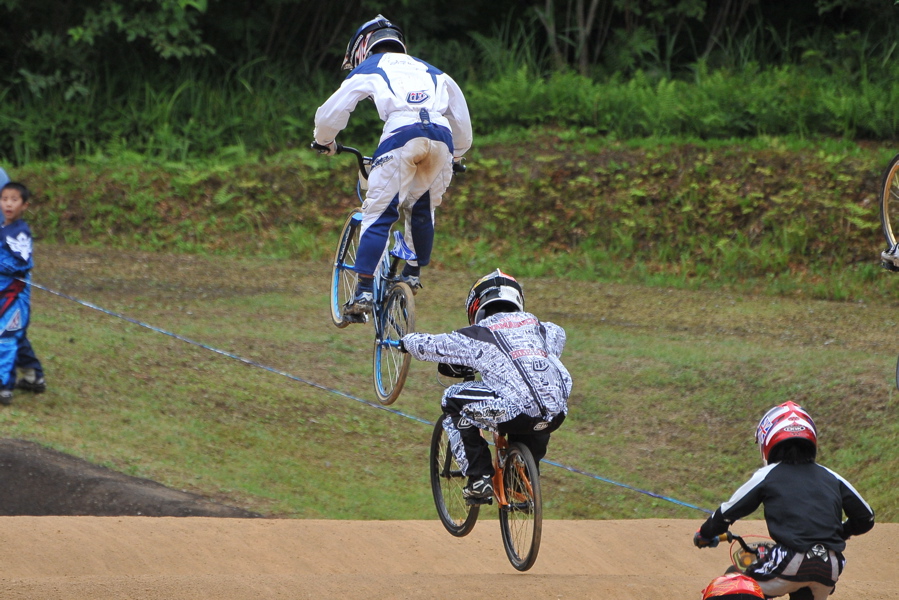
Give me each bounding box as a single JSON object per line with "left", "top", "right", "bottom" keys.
{"left": 0, "top": 439, "right": 259, "bottom": 517}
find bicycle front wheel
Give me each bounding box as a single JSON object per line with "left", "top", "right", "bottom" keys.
{"left": 879, "top": 153, "right": 899, "bottom": 268}
{"left": 429, "top": 418, "right": 479, "bottom": 537}
{"left": 372, "top": 282, "right": 415, "bottom": 405}
{"left": 330, "top": 210, "right": 362, "bottom": 328}
{"left": 499, "top": 443, "right": 543, "bottom": 571}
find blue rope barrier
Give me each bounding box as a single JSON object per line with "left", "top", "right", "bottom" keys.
{"left": 27, "top": 278, "right": 713, "bottom": 514}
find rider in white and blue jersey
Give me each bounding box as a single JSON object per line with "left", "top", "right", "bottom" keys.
{"left": 313, "top": 15, "right": 473, "bottom": 316}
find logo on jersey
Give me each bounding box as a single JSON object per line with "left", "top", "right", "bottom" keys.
{"left": 5, "top": 309, "right": 22, "bottom": 332}
{"left": 406, "top": 90, "right": 430, "bottom": 104}
{"left": 7, "top": 232, "right": 32, "bottom": 261}
{"left": 510, "top": 348, "right": 548, "bottom": 360}
{"left": 371, "top": 153, "right": 394, "bottom": 170}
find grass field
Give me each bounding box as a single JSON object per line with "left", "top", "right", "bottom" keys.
{"left": 1, "top": 243, "right": 896, "bottom": 522}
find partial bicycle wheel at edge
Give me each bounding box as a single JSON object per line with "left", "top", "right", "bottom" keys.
{"left": 330, "top": 210, "right": 362, "bottom": 328}
{"left": 879, "top": 153, "right": 899, "bottom": 253}
{"left": 372, "top": 282, "right": 415, "bottom": 405}
{"left": 894, "top": 354, "right": 899, "bottom": 392}
{"left": 499, "top": 442, "right": 543, "bottom": 571}
{"left": 429, "top": 418, "right": 479, "bottom": 537}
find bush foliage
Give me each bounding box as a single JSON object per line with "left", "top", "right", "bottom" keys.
{"left": 14, "top": 134, "right": 896, "bottom": 302}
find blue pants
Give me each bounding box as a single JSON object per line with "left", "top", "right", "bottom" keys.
{"left": 0, "top": 285, "right": 30, "bottom": 390}
{"left": 9, "top": 333, "right": 43, "bottom": 388}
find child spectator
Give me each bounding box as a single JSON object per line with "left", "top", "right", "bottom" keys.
{"left": 0, "top": 168, "right": 46, "bottom": 397}
{"left": 0, "top": 182, "right": 39, "bottom": 405}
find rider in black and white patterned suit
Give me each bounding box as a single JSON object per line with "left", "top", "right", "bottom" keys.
{"left": 401, "top": 269, "right": 572, "bottom": 500}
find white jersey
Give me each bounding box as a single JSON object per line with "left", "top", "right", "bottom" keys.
{"left": 313, "top": 52, "right": 472, "bottom": 158}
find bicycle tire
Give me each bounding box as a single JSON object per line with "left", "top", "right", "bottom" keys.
{"left": 879, "top": 153, "right": 899, "bottom": 269}
{"left": 330, "top": 210, "right": 362, "bottom": 328}
{"left": 499, "top": 442, "right": 543, "bottom": 571}
{"left": 429, "top": 418, "right": 479, "bottom": 537}
{"left": 372, "top": 282, "right": 415, "bottom": 404}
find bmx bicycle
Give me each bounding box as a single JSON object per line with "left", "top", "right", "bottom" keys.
{"left": 700, "top": 531, "right": 774, "bottom": 599}
{"left": 879, "top": 152, "right": 899, "bottom": 271}
{"left": 427, "top": 365, "right": 543, "bottom": 571}
{"left": 312, "top": 141, "right": 416, "bottom": 405}
{"left": 876, "top": 153, "right": 899, "bottom": 389}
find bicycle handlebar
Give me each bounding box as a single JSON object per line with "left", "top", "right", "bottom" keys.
{"left": 310, "top": 141, "right": 367, "bottom": 173}
{"left": 716, "top": 531, "right": 762, "bottom": 557}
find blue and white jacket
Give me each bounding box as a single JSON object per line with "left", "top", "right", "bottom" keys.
{"left": 0, "top": 219, "right": 33, "bottom": 328}
{"left": 314, "top": 52, "right": 473, "bottom": 159}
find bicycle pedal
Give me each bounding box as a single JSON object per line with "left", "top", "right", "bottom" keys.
{"left": 466, "top": 496, "right": 493, "bottom": 506}
{"left": 342, "top": 312, "right": 369, "bottom": 324}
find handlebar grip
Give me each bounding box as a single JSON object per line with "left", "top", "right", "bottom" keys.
{"left": 452, "top": 158, "right": 466, "bottom": 173}
{"left": 310, "top": 141, "right": 345, "bottom": 154}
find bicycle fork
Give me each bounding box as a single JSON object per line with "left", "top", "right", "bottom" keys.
{"left": 493, "top": 436, "right": 535, "bottom": 513}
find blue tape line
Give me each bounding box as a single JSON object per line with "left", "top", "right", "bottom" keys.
{"left": 25, "top": 278, "right": 713, "bottom": 514}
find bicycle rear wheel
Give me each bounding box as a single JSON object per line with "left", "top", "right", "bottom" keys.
{"left": 372, "top": 282, "right": 415, "bottom": 404}
{"left": 879, "top": 153, "right": 899, "bottom": 270}
{"left": 429, "top": 418, "right": 479, "bottom": 537}
{"left": 499, "top": 443, "right": 543, "bottom": 571}
{"left": 330, "top": 210, "right": 362, "bottom": 328}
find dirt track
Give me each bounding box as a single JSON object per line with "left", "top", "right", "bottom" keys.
{"left": 1, "top": 518, "right": 896, "bottom": 599}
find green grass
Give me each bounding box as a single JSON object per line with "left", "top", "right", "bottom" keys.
{"left": 2, "top": 245, "right": 896, "bottom": 522}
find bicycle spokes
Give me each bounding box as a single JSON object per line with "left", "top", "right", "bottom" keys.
{"left": 430, "top": 421, "right": 480, "bottom": 537}
{"left": 498, "top": 443, "right": 542, "bottom": 571}
{"left": 372, "top": 283, "right": 415, "bottom": 404}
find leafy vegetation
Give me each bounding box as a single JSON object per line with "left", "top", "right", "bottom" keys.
{"left": 12, "top": 133, "right": 897, "bottom": 302}
{"left": 4, "top": 1, "right": 899, "bottom": 162}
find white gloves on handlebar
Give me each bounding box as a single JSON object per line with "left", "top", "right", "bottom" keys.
{"left": 317, "top": 140, "right": 338, "bottom": 156}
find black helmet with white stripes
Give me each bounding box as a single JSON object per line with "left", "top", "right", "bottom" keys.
{"left": 466, "top": 269, "right": 525, "bottom": 325}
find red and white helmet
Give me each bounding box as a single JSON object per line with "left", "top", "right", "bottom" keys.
{"left": 342, "top": 15, "right": 406, "bottom": 71}
{"left": 755, "top": 401, "right": 817, "bottom": 464}
{"left": 465, "top": 269, "right": 524, "bottom": 325}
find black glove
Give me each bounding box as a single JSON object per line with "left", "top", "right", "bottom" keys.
{"left": 693, "top": 530, "right": 720, "bottom": 549}
{"left": 438, "top": 363, "right": 475, "bottom": 379}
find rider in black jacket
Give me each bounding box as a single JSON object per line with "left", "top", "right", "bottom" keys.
{"left": 694, "top": 401, "right": 875, "bottom": 600}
